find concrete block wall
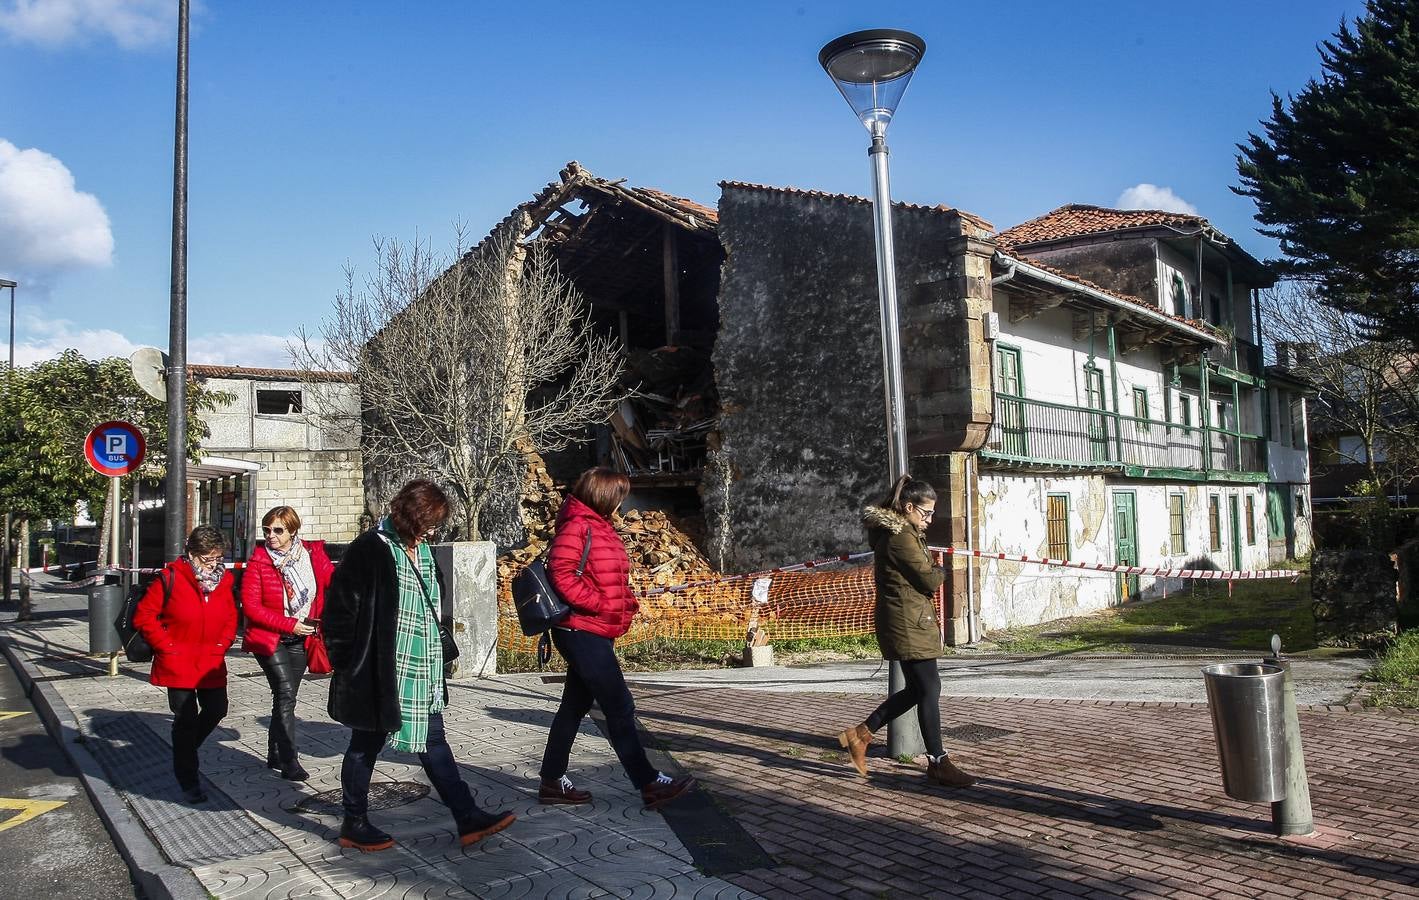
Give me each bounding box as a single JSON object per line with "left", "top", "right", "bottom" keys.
{"left": 222, "top": 450, "right": 367, "bottom": 541}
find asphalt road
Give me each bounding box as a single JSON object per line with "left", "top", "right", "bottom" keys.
{"left": 0, "top": 655, "right": 138, "bottom": 899}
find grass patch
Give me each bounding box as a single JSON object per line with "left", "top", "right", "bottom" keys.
{"left": 1364, "top": 630, "right": 1419, "bottom": 709}
{"left": 988, "top": 573, "right": 1318, "bottom": 656}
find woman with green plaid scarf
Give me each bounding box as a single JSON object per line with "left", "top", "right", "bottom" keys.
{"left": 322, "top": 480, "right": 515, "bottom": 852}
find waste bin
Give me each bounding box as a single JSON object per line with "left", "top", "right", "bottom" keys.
{"left": 88, "top": 572, "right": 124, "bottom": 654}
{"left": 1201, "top": 662, "right": 1287, "bottom": 803}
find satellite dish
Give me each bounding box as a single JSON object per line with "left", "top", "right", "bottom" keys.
{"left": 130, "top": 347, "right": 169, "bottom": 402}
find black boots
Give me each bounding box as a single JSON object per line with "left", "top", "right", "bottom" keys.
{"left": 457, "top": 809, "right": 517, "bottom": 846}
{"left": 338, "top": 815, "right": 395, "bottom": 852}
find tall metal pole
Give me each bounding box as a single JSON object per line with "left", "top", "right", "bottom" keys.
{"left": 164, "top": 0, "right": 189, "bottom": 560}
{"left": 2, "top": 280, "right": 15, "bottom": 606}
{"left": 868, "top": 128, "right": 925, "bottom": 758}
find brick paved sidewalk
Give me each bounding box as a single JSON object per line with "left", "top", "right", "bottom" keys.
{"left": 1, "top": 579, "right": 759, "bottom": 899}
{"left": 631, "top": 686, "right": 1419, "bottom": 899}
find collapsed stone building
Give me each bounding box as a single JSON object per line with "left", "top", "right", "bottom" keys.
{"left": 392, "top": 162, "right": 1311, "bottom": 641}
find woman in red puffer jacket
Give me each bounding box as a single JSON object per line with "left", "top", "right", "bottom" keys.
{"left": 133, "top": 525, "right": 238, "bottom": 804}
{"left": 240, "top": 505, "right": 335, "bottom": 782}
{"left": 534, "top": 468, "right": 695, "bottom": 812}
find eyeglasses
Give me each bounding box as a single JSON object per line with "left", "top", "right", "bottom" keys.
{"left": 913, "top": 505, "right": 936, "bottom": 521}
{"left": 261, "top": 526, "right": 287, "bottom": 535}
{"left": 192, "top": 552, "right": 223, "bottom": 566}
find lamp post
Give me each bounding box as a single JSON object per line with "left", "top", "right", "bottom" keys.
{"left": 165, "top": 0, "right": 190, "bottom": 560}
{"left": 820, "top": 29, "right": 927, "bottom": 758}
{"left": 2, "top": 278, "right": 15, "bottom": 606}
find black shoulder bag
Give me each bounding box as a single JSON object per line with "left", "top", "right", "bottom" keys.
{"left": 115, "top": 572, "right": 170, "bottom": 664}
{"left": 512, "top": 528, "right": 592, "bottom": 667}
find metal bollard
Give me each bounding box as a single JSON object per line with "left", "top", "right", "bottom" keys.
{"left": 1265, "top": 635, "right": 1315, "bottom": 836}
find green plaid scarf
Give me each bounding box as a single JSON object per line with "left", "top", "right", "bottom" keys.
{"left": 380, "top": 521, "right": 445, "bottom": 753}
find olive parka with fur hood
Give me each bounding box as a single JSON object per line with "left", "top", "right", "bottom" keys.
{"left": 863, "top": 505, "right": 946, "bottom": 660}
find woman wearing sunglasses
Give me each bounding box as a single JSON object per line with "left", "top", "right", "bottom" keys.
{"left": 240, "top": 506, "right": 336, "bottom": 781}
{"left": 838, "top": 474, "right": 975, "bottom": 788}
{"left": 133, "top": 525, "right": 239, "bottom": 803}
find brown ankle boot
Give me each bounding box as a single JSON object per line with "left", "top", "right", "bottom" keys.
{"left": 837, "top": 724, "right": 872, "bottom": 776}
{"left": 926, "top": 755, "right": 975, "bottom": 788}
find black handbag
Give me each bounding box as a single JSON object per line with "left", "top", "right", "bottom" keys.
{"left": 114, "top": 572, "right": 170, "bottom": 663}
{"left": 412, "top": 568, "right": 460, "bottom": 665}
{"left": 513, "top": 527, "right": 592, "bottom": 637}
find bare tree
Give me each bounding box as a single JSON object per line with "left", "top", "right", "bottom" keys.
{"left": 294, "top": 225, "right": 626, "bottom": 540}
{"left": 1262, "top": 281, "right": 1419, "bottom": 494}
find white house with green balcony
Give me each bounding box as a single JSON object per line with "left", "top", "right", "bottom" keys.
{"left": 971, "top": 205, "right": 1311, "bottom": 629}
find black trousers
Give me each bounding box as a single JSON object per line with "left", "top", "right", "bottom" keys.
{"left": 865, "top": 658, "right": 944, "bottom": 758}
{"left": 256, "top": 635, "right": 308, "bottom": 765}
{"left": 340, "top": 713, "right": 479, "bottom": 824}
{"left": 167, "top": 686, "right": 228, "bottom": 790}
{"left": 539, "top": 628, "right": 657, "bottom": 790}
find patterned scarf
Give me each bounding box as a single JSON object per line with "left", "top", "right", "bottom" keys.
{"left": 378, "top": 519, "right": 444, "bottom": 753}
{"left": 186, "top": 556, "right": 224, "bottom": 595}
{"left": 269, "top": 538, "right": 314, "bottom": 617}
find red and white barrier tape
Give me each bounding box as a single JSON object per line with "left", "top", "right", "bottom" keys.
{"left": 926, "top": 545, "right": 1300, "bottom": 582}
{"left": 20, "top": 560, "right": 247, "bottom": 590}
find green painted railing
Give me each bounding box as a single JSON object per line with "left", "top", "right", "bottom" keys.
{"left": 986, "top": 394, "right": 1264, "bottom": 473}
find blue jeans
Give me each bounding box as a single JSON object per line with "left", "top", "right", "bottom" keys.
{"left": 539, "top": 628, "right": 657, "bottom": 789}
{"left": 340, "top": 713, "right": 476, "bottom": 823}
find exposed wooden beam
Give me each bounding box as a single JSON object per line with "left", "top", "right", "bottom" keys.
{"left": 663, "top": 224, "right": 681, "bottom": 346}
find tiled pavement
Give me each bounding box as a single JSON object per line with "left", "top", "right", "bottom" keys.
{"left": 6, "top": 575, "right": 1419, "bottom": 899}
{"left": 2, "top": 580, "right": 758, "bottom": 900}
{"left": 629, "top": 687, "right": 1419, "bottom": 899}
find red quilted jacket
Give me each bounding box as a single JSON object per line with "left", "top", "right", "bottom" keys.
{"left": 240, "top": 541, "right": 335, "bottom": 656}
{"left": 133, "top": 559, "right": 238, "bottom": 689}
{"left": 548, "top": 496, "right": 639, "bottom": 639}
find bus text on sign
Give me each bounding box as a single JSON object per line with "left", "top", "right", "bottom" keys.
{"left": 84, "top": 421, "right": 147, "bottom": 477}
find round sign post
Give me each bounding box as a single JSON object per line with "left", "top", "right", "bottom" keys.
{"left": 83, "top": 421, "right": 145, "bottom": 677}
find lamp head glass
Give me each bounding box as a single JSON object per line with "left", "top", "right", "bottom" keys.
{"left": 819, "top": 29, "right": 925, "bottom": 136}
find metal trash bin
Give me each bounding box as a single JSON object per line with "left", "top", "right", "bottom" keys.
{"left": 88, "top": 573, "right": 124, "bottom": 654}
{"left": 1201, "top": 662, "right": 1287, "bottom": 803}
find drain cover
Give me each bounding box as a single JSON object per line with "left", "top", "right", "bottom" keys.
{"left": 290, "top": 781, "right": 430, "bottom": 816}
{"left": 941, "top": 723, "right": 1016, "bottom": 744}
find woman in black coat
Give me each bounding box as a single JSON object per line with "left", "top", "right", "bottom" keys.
{"left": 323, "top": 480, "right": 513, "bottom": 851}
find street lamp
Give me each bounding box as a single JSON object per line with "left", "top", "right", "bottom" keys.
{"left": 820, "top": 29, "right": 927, "bottom": 758}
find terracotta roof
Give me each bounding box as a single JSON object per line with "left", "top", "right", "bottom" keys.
{"left": 472, "top": 162, "right": 717, "bottom": 257}
{"left": 995, "top": 204, "right": 1215, "bottom": 248}
{"left": 719, "top": 181, "right": 993, "bottom": 233}
{"left": 999, "top": 251, "right": 1226, "bottom": 345}
{"left": 188, "top": 364, "right": 354, "bottom": 383}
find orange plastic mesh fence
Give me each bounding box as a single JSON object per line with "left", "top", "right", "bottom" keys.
{"left": 497, "top": 563, "right": 879, "bottom": 653}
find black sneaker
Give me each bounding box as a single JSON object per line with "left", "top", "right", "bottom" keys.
{"left": 338, "top": 815, "right": 394, "bottom": 851}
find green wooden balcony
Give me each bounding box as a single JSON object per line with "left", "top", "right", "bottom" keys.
{"left": 982, "top": 394, "right": 1265, "bottom": 479}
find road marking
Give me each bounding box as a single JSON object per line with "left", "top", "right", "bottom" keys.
{"left": 0, "top": 798, "right": 67, "bottom": 832}
{"left": 0, "top": 712, "right": 31, "bottom": 723}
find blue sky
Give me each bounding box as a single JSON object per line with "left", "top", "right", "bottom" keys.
{"left": 0, "top": 0, "right": 1367, "bottom": 367}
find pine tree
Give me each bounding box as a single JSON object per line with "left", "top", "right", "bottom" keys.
{"left": 1235, "top": 0, "right": 1419, "bottom": 343}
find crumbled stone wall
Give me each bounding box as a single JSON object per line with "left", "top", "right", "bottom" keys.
{"left": 1312, "top": 549, "right": 1398, "bottom": 648}
{"left": 707, "top": 187, "right": 989, "bottom": 572}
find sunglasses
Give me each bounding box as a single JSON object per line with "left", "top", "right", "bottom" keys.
{"left": 261, "top": 526, "right": 288, "bottom": 535}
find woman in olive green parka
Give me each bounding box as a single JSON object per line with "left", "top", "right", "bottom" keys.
{"left": 837, "top": 475, "right": 975, "bottom": 788}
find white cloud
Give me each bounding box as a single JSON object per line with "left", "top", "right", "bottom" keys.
{"left": 1115, "top": 183, "right": 1199, "bottom": 216}
{"left": 0, "top": 0, "right": 172, "bottom": 49}
{"left": 12, "top": 314, "right": 320, "bottom": 371}
{"left": 189, "top": 332, "right": 305, "bottom": 369}
{"left": 0, "top": 139, "right": 113, "bottom": 272}
{"left": 12, "top": 312, "right": 138, "bottom": 365}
